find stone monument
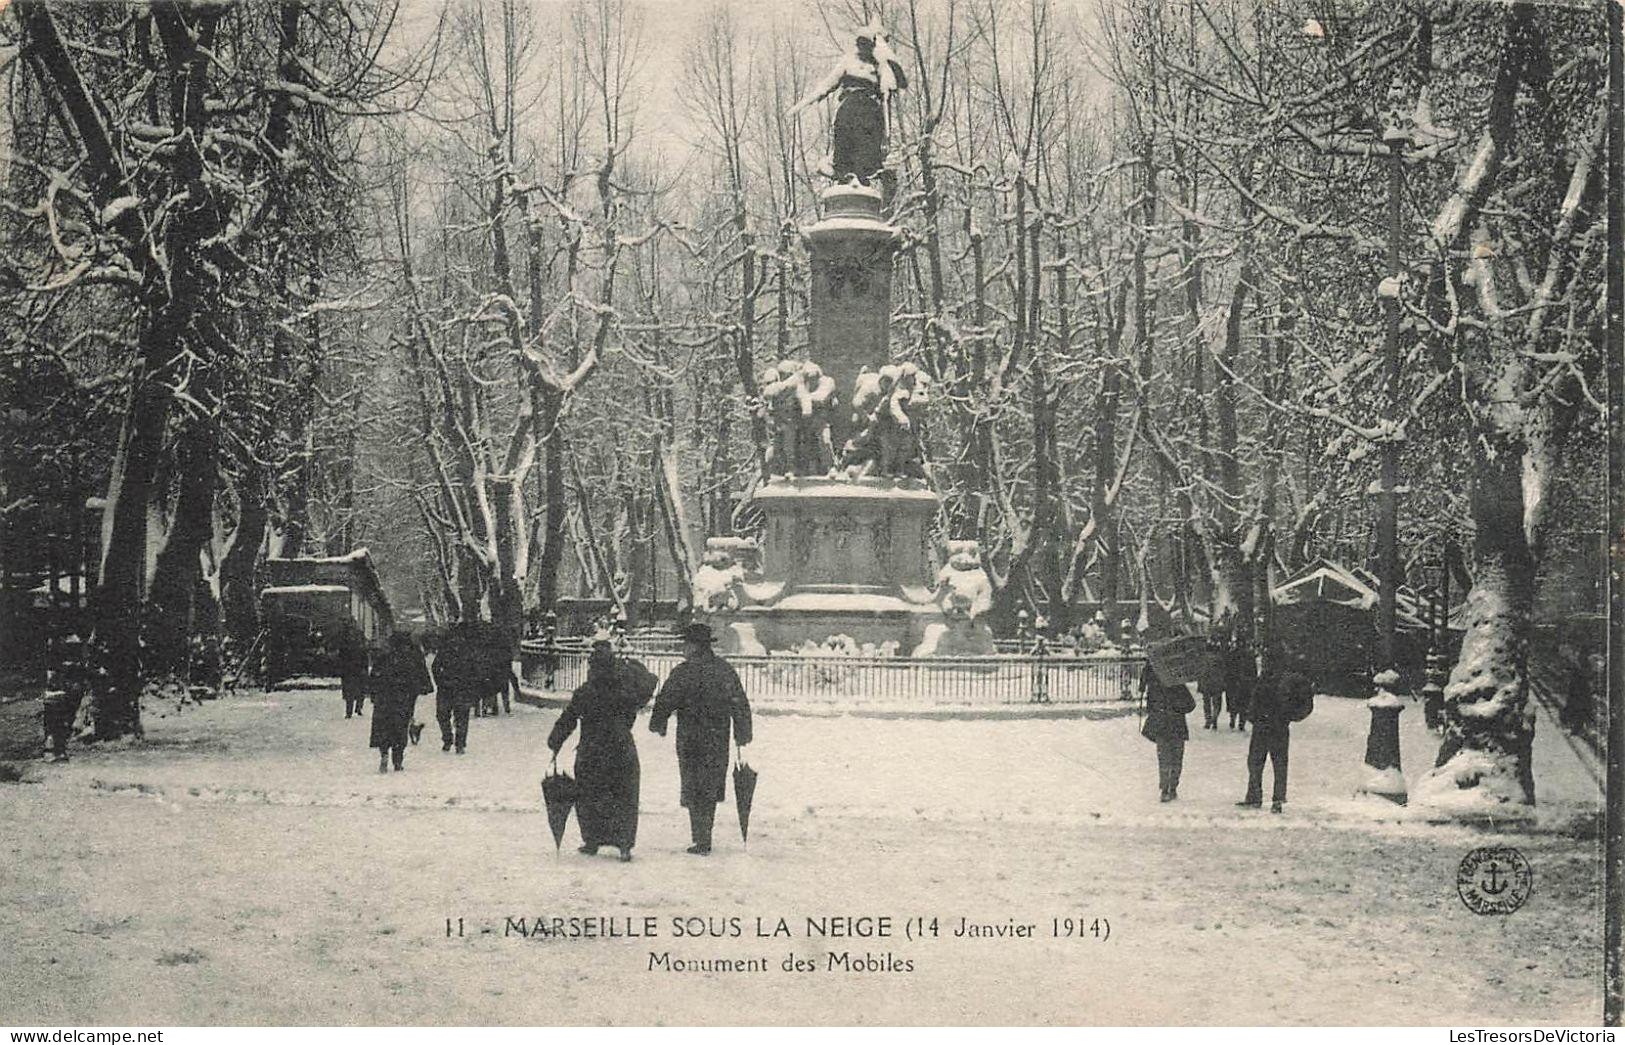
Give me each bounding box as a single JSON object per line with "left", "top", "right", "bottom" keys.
{"left": 706, "top": 23, "right": 994, "bottom": 658}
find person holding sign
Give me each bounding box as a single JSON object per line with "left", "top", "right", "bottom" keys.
{"left": 1141, "top": 665, "right": 1197, "bottom": 802}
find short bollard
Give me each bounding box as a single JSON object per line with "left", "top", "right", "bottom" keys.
{"left": 1357, "top": 668, "right": 1407, "bottom": 805}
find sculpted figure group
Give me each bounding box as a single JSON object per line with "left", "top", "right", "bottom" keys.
{"left": 843, "top": 362, "right": 929, "bottom": 480}
{"left": 758, "top": 358, "right": 930, "bottom": 481}
{"left": 759, "top": 359, "right": 839, "bottom": 478}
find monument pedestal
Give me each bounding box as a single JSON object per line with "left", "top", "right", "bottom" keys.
{"left": 712, "top": 477, "right": 947, "bottom": 655}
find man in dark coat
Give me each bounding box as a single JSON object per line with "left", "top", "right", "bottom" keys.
{"left": 548, "top": 638, "right": 657, "bottom": 861}
{"left": 649, "top": 622, "right": 753, "bottom": 855}
{"left": 1141, "top": 668, "right": 1196, "bottom": 802}
{"left": 1197, "top": 636, "right": 1227, "bottom": 730}
{"left": 465, "top": 621, "right": 515, "bottom": 717}
{"left": 370, "top": 631, "right": 433, "bottom": 772}
{"left": 1225, "top": 642, "right": 1256, "bottom": 732}
{"left": 433, "top": 622, "right": 479, "bottom": 754}
{"left": 1238, "top": 670, "right": 1313, "bottom": 812}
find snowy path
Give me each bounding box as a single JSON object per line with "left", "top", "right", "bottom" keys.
{"left": 0, "top": 687, "right": 1605, "bottom": 1025}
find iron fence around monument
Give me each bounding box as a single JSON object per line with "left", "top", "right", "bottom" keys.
{"left": 519, "top": 639, "right": 1145, "bottom": 707}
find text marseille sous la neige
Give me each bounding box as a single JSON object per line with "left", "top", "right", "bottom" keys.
{"left": 499, "top": 913, "right": 1110, "bottom": 947}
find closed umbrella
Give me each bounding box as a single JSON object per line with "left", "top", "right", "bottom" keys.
{"left": 732, "top": 745, "right": 758, "bottom": 845}
{"left": 542, "top": 754, "right": 577, "bottom": 853}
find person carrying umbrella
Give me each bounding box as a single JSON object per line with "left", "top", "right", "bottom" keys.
{"left": 649, "top": 622, "right": 753, "bottom": 855}
{"left": 546, "top": 634, "right": 655, "bottom": 862}
{"left": 370, "top": 631, "right": 433, "bottom": 773}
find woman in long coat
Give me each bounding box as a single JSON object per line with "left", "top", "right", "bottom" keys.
{"left": 547, "top": 642, "right": 655, "bottom": 861}
{"left": 370, "top": 631, "right": 432, "bottom": 773}
{"left": 1141, "top": 668, "right": 1196, "bottom": 802}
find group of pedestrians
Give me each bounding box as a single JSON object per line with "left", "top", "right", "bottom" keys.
{"left": 350, "top": 617, "right": 754, "bottom": 861}
{"left": 1141, "top": 641, "right": 1314, "bottom": 813}
{"left": 1198, "top": 636, "right": 1256, "bottom": 732}
{"left": 343, "top": 621, "right": 516, "bottom": 773}
{"left": 548, "top": 622, "right": 752, "bottom": 860}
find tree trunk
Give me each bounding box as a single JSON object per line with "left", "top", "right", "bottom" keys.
{"left": 1416, "top": 444, "right": 1537, "bottom": 811}
{"left": 146, "top": 421, "right": 218, "bottom": 677}
{"left": 489, "top": 477, "right": 525, "bottom": 645}
{"left": 219, "top": 464, "right": 269, "bottom": 650}
{"left": 93, "top": 366, "right": 168, "bottom": 739}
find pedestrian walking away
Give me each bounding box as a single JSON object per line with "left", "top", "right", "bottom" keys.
{"left": 548, "top": 635, "right": 656, "bottom": 862}
{"left": 649, "top": 622, "right": 753, "bottom": 855}
{"left": 370, "top": 631, "right": 433, "bottom": 773}
{"left": 1225, "top": 640, "right": 1256, "bottom": 732}
{"left": 337, "top": 620, "right": 370, "bottom": 720}
{"left": 1238, "top": 670, "right": 1313, "bottom": 812}
{"left": 1198, "top": 635, "right": 1227, "bottom": 730}
{"left": 1141, "top": 666, "right": 1196, "bottom": 802}
{"left": 433, "top": 621, "right": 480, "bottom": 754}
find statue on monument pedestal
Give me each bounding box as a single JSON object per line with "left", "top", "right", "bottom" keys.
{"left": 842, "top": 362, "right": 930, "bottom": 479}
{"left": 760, "top": 361, "right": 803, "bottom": 478}
{"left": 795, "top": 361, "right": 839, "bottom": 475}
{"left": 912, "top": 539, "right": 996, "bottom": 657}
{"left": 693, "top": 537, "right": 756, "bottom": 613}
{"left": 791, "top": 20, "right": 909, "bottom": 187}
{"left": 759, "top": 359, "right": 840, "bottom": 478}
{"left": 934, "top": 541, "right": 994, "bottom": 621}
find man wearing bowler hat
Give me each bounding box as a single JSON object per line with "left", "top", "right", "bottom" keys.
{"left": 649, "top": 622, "right": 753, "bottom": 854}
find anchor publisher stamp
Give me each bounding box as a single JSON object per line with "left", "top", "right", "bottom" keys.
{"left": 1456, "top": 846, "right": 1533, "bottom": 915}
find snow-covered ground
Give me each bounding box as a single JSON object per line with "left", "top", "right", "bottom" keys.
{"left": 0, "top": 686, "right": 1604, "bottom": 1025}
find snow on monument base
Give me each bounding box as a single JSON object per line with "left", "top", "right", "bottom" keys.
{"left": 1412, "top": 749, "right": 1535, "bottom": 821}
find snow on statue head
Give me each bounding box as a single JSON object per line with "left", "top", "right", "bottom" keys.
{"left": 694, "top": 537, "right": 751, "bottom": 614}
{"left": 849, "top": 366, "right": 883, "bottom": 417}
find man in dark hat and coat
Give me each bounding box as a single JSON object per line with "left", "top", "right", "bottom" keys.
{"left": 548, "top": 634, "right": 656, "bottom": 862}
{"left": 1225, "top": 640, "right": 1256, "bottom": 731}
{"left": 649, "top": 622, "right": 753, "bottom": 855}
{"left": 432, "top": 622, "right": 477, "bottom": 753}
